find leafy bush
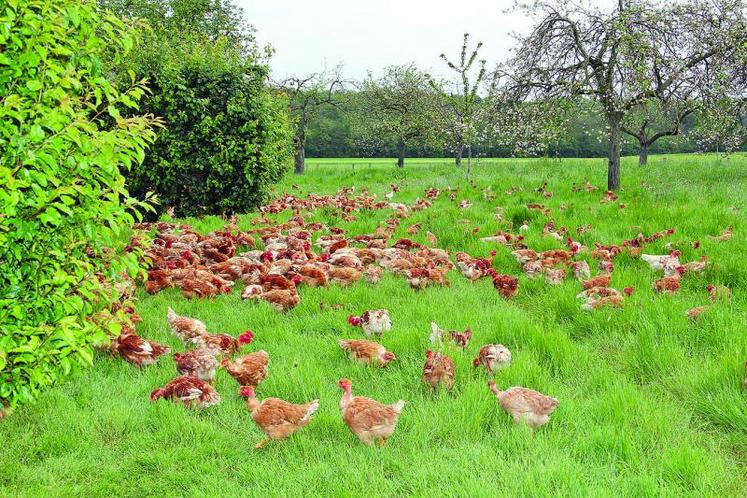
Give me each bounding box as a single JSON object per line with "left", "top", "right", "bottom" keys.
{"left": 126, "top": 39, "right": 293, "bottom": 217}
{"left": 0, "top": 0, "right": 157, "bottom": 415}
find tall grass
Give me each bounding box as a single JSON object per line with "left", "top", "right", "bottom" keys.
{"left": 1, "top": 154, "right": 745, "bottom": 496}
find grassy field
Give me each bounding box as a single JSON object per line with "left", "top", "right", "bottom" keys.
{"left": 2, "top": 154, "right": 746, "bottom": 496}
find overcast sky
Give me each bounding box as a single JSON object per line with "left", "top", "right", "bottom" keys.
{"left": 239, "top": 0, "right": 533, "bottom": 81}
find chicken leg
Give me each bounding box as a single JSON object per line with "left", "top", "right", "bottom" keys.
{"left": 254, "top": 438, "right": 270, "bottom": 449}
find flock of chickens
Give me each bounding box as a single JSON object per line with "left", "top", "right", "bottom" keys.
{"left": 105, "top": 180, "right": 739, "bottom": 448}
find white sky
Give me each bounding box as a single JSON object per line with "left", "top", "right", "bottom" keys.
{"left": 239, "top": 0, "right": 532, "bottom": 81}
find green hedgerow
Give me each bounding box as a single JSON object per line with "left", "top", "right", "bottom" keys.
{"left": 0, "top": 0, "right": 157, "bottom": 414}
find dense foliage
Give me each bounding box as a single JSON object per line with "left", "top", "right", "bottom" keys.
{"left": 127, "top": 41, "right": 293, "bottom": 216}
{"left": 102, "top": 0, "right": 293, "bottom": 216}
{"left": 0, "top": 0, "right": 156, "bottom": 415}
{"left": 304, "top": 96, "right": 705, "bottom": 159}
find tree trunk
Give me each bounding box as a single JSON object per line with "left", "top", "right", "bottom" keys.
{"left": 455, "top": 142, "right": 463, "bottom": 167}
{"left": 638, "top": 141, "right": 649, "bottom": 166}
{"left": 397, "top": 140, "right": 405, "bottom": 168}
{"left": 466, "top": 144, "right": 472, "bottom": 177}
{"left": 607, "top": 115, "right": 622, "bottom": 190}
{"left": 294, "top": 140, "right": 305, "bottom": 174}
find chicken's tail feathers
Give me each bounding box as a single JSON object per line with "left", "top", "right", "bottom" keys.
{"left": 302, "top": 400, "right": 320, "bottom": 422}
{"left": 392, "top": 400, "right": 405, "bottom": 414}
{"left": 167, "top": 307, "right": 176, "bottom": 321}
{"left": 338, "top": 339, "right": 349, "bottom": 349}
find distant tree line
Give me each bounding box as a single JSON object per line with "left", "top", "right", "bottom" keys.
{"left": 304, "top": 95, "right": 709, "bottom": 159}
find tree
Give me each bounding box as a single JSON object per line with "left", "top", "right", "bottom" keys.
{"left": 99, "top": 0, "right": 254, "bottom": 52}
{"left": 127, "top": 41, "right": 293, "bottom": 216}
{"left": 691, "top": 97, "right": 747, "bottom": 153}
{"left": 357, "top": 64, "right": 439, "bottom": 167}
{"left": 0, "top": 0, "right": 157, "bottom": 414}
{"left": 278, "top": 68, "right": 345, "bottom": 174}
{"left": 622, "top": 99, "right": 695, "bottom": 166}
{"left": 502, "top": 0, "right": 747, "bottom": 190}
{"left": 431, "top": 33, "right": 490, "bottom": 174}
{"left": 101, "top": 0, "right": 293, "bottom": 216}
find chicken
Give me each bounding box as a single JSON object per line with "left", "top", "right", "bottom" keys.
{"left": 488, "top": 271, "right": 519, "bottom": 299}
{"left": 641, "top": 252, "right": 680, "bottom": 272}
{"left": 686, "top": 305, "right": 711, "bottom": 320}
{"left": 150, "top": 375, "right": 221, "bottom": 409}
{"left": 582, "top": 273, "right": 611, "bottom": 290}
{"left": 111, "top": 329, "right": 170, "bottom": 367}
{"left": 653, "top": 270, "right": 684, "bottom": 294}
{"left": 222, "top": 350, "right": 270, "bottom": 388}
{"left": 576, "top": 286, "right": 622, "bottom": 299}
{"left": 328, "top": 252, "right": 363, "bottom": 269}
{"left": 708, "top": 225, "right": 733, "bottom": 241}
{"left": 241, "top": 284, "right": 264, "bottom": 299}
{"left": 240, "top": 386, "right": 319, "bottom": 448}
{"left": 473, "top": 344, "right": 512, "bottom": 374}
{"left": 681, "top": 255, "right": 707, "bottom": 273}
{"left": 429, "top": 322, "right": 471, "bottom": 349}
{"left": 260, "top": 289, "right": 301, "bottom": 311}
{"left": 422, "top": 350, "right": 455, "bottom": 390}
{"left": 522, "top": 260, "right": 543, "bottom": 278}
{"left": 544, "top": 268, "right": 567, "bottom": 285}
{"left": 406, "top": 267, "right": 450, "bottom": 289}
{"left": 327, "top": 267, "right": 362, "bottom": 286}
{"left": 173, "top": 349, "right": 218, "bottom": 384}
{"left": 298, "top": 264, "right": 328, "bottom": 287}
{"left": 362, "top": 265, "right": 383, "bottom": 284}
{"left": 707, "top": 283, "right": 731, "bottom": 302}
{"left": 581, "top": 294, "right": 625, "bottom": 311}
{"left": 455, "top": 251, "right": 495, "bottom": 281}
{"left": 512, "top": 249, "right": 538, "bottom": 265}
{"left": 338, "top": 378, "right": 405, "bottom": 446}
{"left": 339, "top": 339, "right": 396, "bottom": 367}
{"left": 190, "top": 331, "right": 254, "bottom": 356}
{"left": 167, "top": 307, "right": 207, "bottom": 342}
{"left": 145, "top": 270, "right": 172, "bottom": 294}
{"left": 348, "top": 309, "right": 392, "bottom": 337}
{"left": 426, "top": 231, "right": 438, "bottom": 246}
{"left": 487, "top": 381, "right": 557, "bottom": 429}
{"left": 179, "top": 277, "right": 229, "bottom": 299}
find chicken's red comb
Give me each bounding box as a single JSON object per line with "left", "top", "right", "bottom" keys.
{"left": 347, "top": 315, "right": 361, "bottom": 326}
{"left": 472, "top": 357, "right": 480, "bottom": 368}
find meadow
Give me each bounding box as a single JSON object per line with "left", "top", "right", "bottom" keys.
{"left": 1, "top": 154, "right": 746, "bottom": 497}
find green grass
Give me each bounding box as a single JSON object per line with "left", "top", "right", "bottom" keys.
{"left": 2, "top": 154, "right": 747, "bottom": 497}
